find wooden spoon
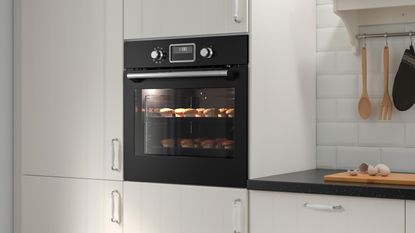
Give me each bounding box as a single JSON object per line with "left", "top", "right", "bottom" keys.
{"left": 358, "top": 47, "right": 372, "bottom": 119}
{"left": 380, "top": 46, "right": 393, "bottom": 120}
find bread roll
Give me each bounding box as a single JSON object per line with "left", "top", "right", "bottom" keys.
{"left": 225, "top": 108, "right": 234, "bottom": 117}
{"left": 196, "top": 108, "right": 205, "bottom": 117}
{"left": 160, "top": 139, "right": 174, "bottom": 148}
{"left": 160, "top": 108, "right": 174, "bottom": 117}
{"left": 222, "top": 140, "right": 234, "bottom": 150}
{"left": 193, "top": 138, "right": 203, "bottom": 148}
{"left": 174, "top": 108, "right": 185, "bottom": 117}
{"left": 203, "top": 108, "right": 218, "bottom": 117}
{"left": 214, "top": 138, "right": 227, "bottom": 149}
{"left": 184, "top": 108, "right": 197, "bottom": 117}
{"left": 201, "top": 139, "right": 215, "bottom": 149}
{"left": 180, "top": 139, "right": 194, "bottom": 148}
{"left": 218, "top": 108, "right": 227, "bottom": 117}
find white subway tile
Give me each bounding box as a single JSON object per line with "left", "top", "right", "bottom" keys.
{"left": 406, "top": 124, "right": 415, "bottom": 147}
{"left": 317, "top": 99, "right": 337, "bottom": 122}
{"left": 381, "top": 148, "right": 415, "bottom": 172}
{"left": 337, "top": 147, "right": 381, "bottom": 170}
{"left": 317, "top": 52, "right": 337, "bottom": 74}
{"left": 337, "top": 99, "right": 359, "bottom": 122}
{"left": 317, "top": 0, "right": 332, "bottom": 5}
{"left": 359, "top": 123, "right": 405, "bottom": 146}
{"left": 317, "top": 51, "right": 357, "bottom": 75}
{"left": 317, "top": 28, "right": 351, "bottom": 51}
{"left": 336, "top": 51, "right": 358, "bottom": 74}
{"left": 317, "top": 4, "right": 343, "bottom": 28}
{"left": 317, "top": 123, "right": 358, "bottom": 146}
{"left": 317, "top": 75, "right": 357, "bottom": 98}
{"left": 317, "top": 146, "right": 337, "bottom": 169}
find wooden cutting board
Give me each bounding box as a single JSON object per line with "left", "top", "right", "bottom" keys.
{"left": 324, "top": 172, "right": 415, "bottom": 186}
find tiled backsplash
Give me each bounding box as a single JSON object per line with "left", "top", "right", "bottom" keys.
{"left": 316, "top": 0, "right": 415, "bottom": 172}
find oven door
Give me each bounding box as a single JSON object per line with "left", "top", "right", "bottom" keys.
{"left": 124, "top": 67, "right": 248, "bottom": 187}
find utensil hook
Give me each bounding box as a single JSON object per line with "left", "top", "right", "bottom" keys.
{"left": 410, "top": 31, "right": 413, "bottom": 46}
{"left": 384, "top": 33, "right": 388, "bottom": 47}
{"left": 362, "top": 34, "right": 367, "bottom": 48}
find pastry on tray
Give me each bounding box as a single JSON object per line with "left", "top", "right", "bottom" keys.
{"left": 174, "top": 108, "right": 185, "bottom": 117}
{"left": 222, "top": 140, "right": 234, "bottom": 150}
{"left": 225, "top": 108, "right": 234, "bottom": 117}
{"left": 180, "top": 139, "right": 194, "bottom": 148}
{"left": 159, "top": 108, "right": 174, "bottom": 117}
{"left": 218, "top": 108, "right": 227, "bottom": 117}
{"left": 160, "top": 138, "right": 175, "bottom": 148}
{"left": 183, "top": 108, "right": 197, "bottom": 117}
{"left": 203, "top": 108, "right": 218, "bottom": 117}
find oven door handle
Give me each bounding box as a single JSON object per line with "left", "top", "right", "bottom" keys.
{"left": 126, "top": 70, "right": 229, "bottom": 80}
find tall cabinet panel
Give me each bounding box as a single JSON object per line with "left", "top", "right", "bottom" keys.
{"left": 124, "top": 182, "right": 248, "bottom": 233}
{"left": 407, "top": 201, "right": 415, "bottom": 232}
{"left": 250, "top": 0, "right": 316, "bottom": 178}
{"left": 18, "top": 0, "right": 123, "bottom": 180}
{"left": 124, "top": 0, "right": 248, "bottom": 39}
{"left": 22, "top": 176, "right": 123, "bottom": 233}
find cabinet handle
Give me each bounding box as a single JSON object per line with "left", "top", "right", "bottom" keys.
{"left": 111, "top": 138, "right": 121, "bottom": 171}
{"left": 233, "top": 0, "right": 242, "bottom": 23}
{"left": 232, "top": 199, "right": 243, "bottom": 233}
{"left": 303, "top": 202, "right": 343, "bottom": 211}
{"left": 111, "top": 190, "right": 121, "bottom": 224}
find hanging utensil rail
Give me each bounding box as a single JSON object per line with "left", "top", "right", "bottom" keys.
{"left": 356, "top": 32, "right": 414, "bottom": 39}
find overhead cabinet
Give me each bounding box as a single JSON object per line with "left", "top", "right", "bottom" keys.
{"left": 124, "top": 0, "right": 248, "bottom": 39}
{"left": 250, "top": 191, "right": 405, "bottom": 233}
{"left": 17, "top": 0, "right": 123, "bottom": 180}
{"left": 22, "top": 176, "right": 123, "bottom": 233}
{"left": 124, "top": 182, "right": 248, "bottom": 233}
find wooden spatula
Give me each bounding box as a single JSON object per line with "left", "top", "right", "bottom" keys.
{"left": 358, "top": 47, "right": 372, "bottom": 119}
{"left": 380, "top": 46, "right": 393, "bottom": 120}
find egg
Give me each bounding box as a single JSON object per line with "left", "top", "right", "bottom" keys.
{"left": 367, "top": 164, "right": 378, "bottom": 176}
{"left": 376, "top": 164, "right": 391, "bottom": 176}
{"left": 359, "top": 163, "right": 369, "bottom": 173}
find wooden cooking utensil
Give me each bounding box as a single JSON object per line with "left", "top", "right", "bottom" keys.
{"left": 358, "top": 47, "right": 372, "bottom": 119}
{"left": 380, "top": 46, "right": 393, "bottom": 120}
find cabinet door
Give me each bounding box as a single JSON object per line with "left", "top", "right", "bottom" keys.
{"left": 19, "top": 0, "right": 123, "bottom": 180}
{"left": 124, "top": 0, "right": 248, "bottom": 39}
{"left": 22, "top": 176, "right": 123, "bottom": 233}
{"left": 124, "top": 182, "right": 248, "bottom": 233}
{"left": 250, "top": 191, "right": 404, "bottom": 233}
{"left": 407, "top": 201, "right": 415, "bottom": 232}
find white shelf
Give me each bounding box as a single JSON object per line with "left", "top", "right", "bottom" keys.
{"left": 334, "top": 0, "right": 415, "bottom": 54}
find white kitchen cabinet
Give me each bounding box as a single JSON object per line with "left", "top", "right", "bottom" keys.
{"left": 250, "top": 191, "right": 405, "bottom": 233}
{"left": 17, "top": 0, "right": 123, "bottom": 180}
{"left": 250, "top": 0, "right": 316, "bottom": 178}
{"left": 407, "top": 201, "right": 415, "bottom": 232}
{"left": 22, "top": 176, "right": 123, "bottom": 233}
{"left": 124, "top": 0, "right": 248, "bottom": 39}
{"left": 124, "top": 182, "right": 248, "bottom": 233}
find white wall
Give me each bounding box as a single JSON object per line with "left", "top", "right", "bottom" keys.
{"left": 316, "top": 0, "right": 415, "bottom": 172}
{"left": 0, "top": 0, "right": 13, "bottom": 232}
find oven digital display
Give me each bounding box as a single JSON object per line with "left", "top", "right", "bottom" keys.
{"left": 170, "top": 44, "right": 195, "bottom": 62}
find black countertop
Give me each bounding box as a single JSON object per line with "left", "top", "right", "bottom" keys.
{"left": 247, "top": 169, "right": 415, "bottom": 200}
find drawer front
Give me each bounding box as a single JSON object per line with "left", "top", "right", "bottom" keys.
{"left": 250, "top": 191, "right": 405, "bottom": 233}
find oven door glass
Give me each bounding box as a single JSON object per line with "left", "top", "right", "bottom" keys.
{"left": 136, "top": 88, "right": 235, "bottom": 158}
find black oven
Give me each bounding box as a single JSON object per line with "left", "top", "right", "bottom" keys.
{"left": 124, "top": 35, "right": 248, "bottom": 188}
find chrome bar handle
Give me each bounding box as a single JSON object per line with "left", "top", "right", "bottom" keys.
{"left": 233, "top": 0, "right": 242, "bottom": 23}
{"left": 232, "top": 199, "right": 243, "bottom": 233}
{"left": 126, "top": 70, "right": 229, "bottom": 80}
{"left": 303, "top": 202, "right": 343, "bottom": 211}
{"left": 111, "top": 138, "right": 121, "bottom": 171}
{"left": 111, "top": 190, "right": 121, "bottom": 224}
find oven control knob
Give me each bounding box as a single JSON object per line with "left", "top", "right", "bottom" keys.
{"left": 151, "top": 49, "right": 165, "bottom": 61}
{"left": 200, "top": 47, "right": 213, "bottom": 58}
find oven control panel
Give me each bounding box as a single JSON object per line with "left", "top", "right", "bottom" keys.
{"left": 124, "top": 35, "right": 248, "bottom": 69}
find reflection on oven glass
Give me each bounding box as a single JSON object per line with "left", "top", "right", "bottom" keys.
{"left": 137, "top": 88, "right": 235, "bottom": 158}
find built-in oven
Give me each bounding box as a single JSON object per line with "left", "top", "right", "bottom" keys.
{"left": 124, "top": 35, "right": 248, "bottom": 188}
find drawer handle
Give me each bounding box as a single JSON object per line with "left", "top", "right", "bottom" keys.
{"left": 111, "top": 138, "right": 121, "bottom": 171}
{"left": 233, "top": 199, "right": 243, "bottom": 233}
{"left": 233, "top": 0, "right": 242, "bottom": 23}
{"left": 111, "top": 190, "right": 122, "bottom": 224}
{"left": 303, "top": 202, "right": 343, "bottom": 211}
